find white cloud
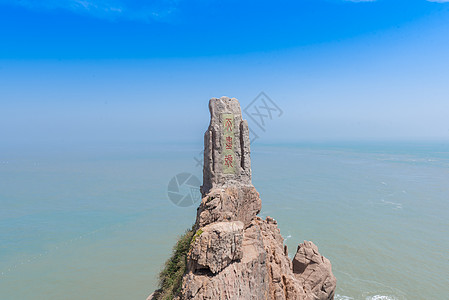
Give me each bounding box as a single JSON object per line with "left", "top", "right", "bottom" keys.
{"left": 0, "top": 0, "right": 180, "bottom": 22}
{"left": 427, "top": 0, "right": 449, "bottom": 2}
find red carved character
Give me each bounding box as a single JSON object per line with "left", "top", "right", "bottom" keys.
{"left": 224, "top": 154, "right": 233, "bottom": 168}
{"left": 225, "top": 136, "right": 233, "bottom": 150}
{"left": 224, "top": 118, "right": 233, "bottom": 132}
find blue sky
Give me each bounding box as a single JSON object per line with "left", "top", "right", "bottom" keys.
{"left": 1, "top": 0, "right": 449, "bottom": 147}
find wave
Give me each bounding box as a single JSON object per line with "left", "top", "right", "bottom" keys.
{"left": 336, "top": 294, "right": 399, "bottom": 300}
{"left": 283, "top": 234, "right": 292, "bottom": 241}
{"left": 335, "top": 295, "right": 354, "bottom": 300}
{"left": 366, "top": 295, "right": 399, "bottom": 300}
{"left": 380, "top": 199, "right": 403, "bottom": 209}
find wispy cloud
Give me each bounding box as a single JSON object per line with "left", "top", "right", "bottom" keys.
{"left": 426, "top": 0, "right": 449, "bottom": 2}
{"left": 0, "top": 0, "right": 180, "bottom": 22}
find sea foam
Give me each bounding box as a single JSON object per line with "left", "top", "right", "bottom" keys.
{"left": 366, "top": 295, "right": 398, "bottom": 300}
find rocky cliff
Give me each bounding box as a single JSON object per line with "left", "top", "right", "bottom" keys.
{"left": 149, "top": 97, "right": 336, "bottom": 300}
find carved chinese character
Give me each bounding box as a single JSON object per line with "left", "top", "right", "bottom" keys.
{"left": 225, "top": 136, "right": 233, "bottom": 150}
{"left": 224, "top": 118, "right": 233, "bottom": 132}
{"left": 224, "top": 154, "right": 233, "bottom": 168}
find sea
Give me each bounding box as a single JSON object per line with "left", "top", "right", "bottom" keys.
{"left": 0, "top": 141, "right": 448, "bottom": 299}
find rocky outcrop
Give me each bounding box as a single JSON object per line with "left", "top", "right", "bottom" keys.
{"left": 293, "top": 241, "right": 337, "bottom": 300}
{"left": 195, "top": 186, "right": 261, "bottom": 229}
{"left": 180, "top": 214, "right": 336, "bottom": 300}
{"left": 151, "top": 97, "right": 336, "bottom": 300}
{"left": 188, "top": 221, "right": 244, "bottom": 274}
{"left": 180, "top": 220, "right": 269, "bottom": 300}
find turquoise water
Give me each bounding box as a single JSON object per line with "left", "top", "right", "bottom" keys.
{"left": 0, "top": 142, "right": 448, "bottom": 299}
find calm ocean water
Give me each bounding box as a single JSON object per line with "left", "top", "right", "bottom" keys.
{"left": 0, "top": 142, "right": 448, "bottom": 299}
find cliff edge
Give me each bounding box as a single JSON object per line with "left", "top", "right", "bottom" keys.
{"left": 149, "top": 97, "right": 336, "bottom": 300}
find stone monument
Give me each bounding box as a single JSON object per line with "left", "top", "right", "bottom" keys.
{"left": 149, "top": 97, "right": 336, "bottom": 300}
{"left": 201, "top": 97, "right": 252, "bottom": 195}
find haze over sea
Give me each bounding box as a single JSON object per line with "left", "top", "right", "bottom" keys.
{"left": 0, "top": 141, "right": 447, "bottom": 299}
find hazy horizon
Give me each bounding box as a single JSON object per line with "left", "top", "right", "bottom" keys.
{"left": 1, "top": 0, "right": 449, "bottom": 147}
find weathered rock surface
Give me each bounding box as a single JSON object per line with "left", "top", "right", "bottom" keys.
{"left": 180, "top": 220, "right": 269, "bottom": 300}
{"left": 181, "top": 215, "right": 336, "bottom": 300}
{"left": 293, "top": 241, "right": 337, "bottom": 300}
{"left": 195, "top": 186, "right": 261, "bottom": 229}
{"left": 201, "top": 97, "right": 252, "bottom": 196}
{"left": 150, "top": 97, "right": 336, "bottom": 300}
{"left": 188, "top": 221, "right": 244, "bottom": 274}
{"left": 146, "top": 293, "right": 155, "bottom": 300}
{"left": 254, "top": 216, "right": 305, "bottom": 300}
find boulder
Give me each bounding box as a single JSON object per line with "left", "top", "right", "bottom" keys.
{"left": 195, "top": 186, "right": 261, "bottom": 229}
{"left": 187, "top": 221, "right": 244, "bottom": 274}
{"left": 293, "top": 241, "right": 337, "bottom": 300}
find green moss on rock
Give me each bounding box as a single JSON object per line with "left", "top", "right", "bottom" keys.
{"left": 190, "top": 228, "right": 203, "bottom": 245}
{"left": 154, "top": 226, "right": 195, "bottom": 300}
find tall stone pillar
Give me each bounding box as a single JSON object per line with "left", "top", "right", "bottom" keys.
{"left": 201, "top": 96, "right": 252, "bottom": 196}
